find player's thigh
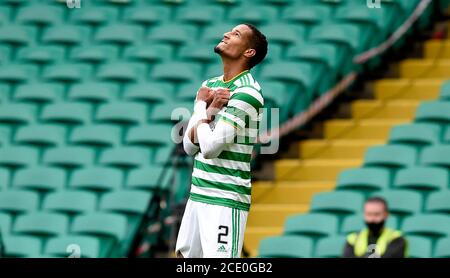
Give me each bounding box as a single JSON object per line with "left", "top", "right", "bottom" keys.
{"left": 197, "top": 203, "right": 245, "bottom": 258}
{"left": 175, "top": 199, "right": 203, "bottom": 258}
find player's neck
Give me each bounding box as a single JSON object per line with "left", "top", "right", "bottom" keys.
{"left": 221, "top": 60, "right": 249, "bottom": 83}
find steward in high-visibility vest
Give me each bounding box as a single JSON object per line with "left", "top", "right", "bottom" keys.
{"left": 344, "top": 227, "right": 407, "bottom": 258}
{"left": 342, "top": 197, "right": 407, "bottom": 258}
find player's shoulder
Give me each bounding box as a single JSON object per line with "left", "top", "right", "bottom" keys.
{"left": 202, "top": 75, "right": 222, "bottom": 87}
{"left": 233, "top": 72, "right": 262, "bottom": 93}
{"left": 232, "top": 72, "right": 263, "bottom": 102}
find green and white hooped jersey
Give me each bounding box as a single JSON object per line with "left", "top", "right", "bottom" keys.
{"left": 189, "top": 70, "right": 264, "bottom": 212}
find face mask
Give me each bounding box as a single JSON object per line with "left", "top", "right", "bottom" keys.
{"left": 365, "top": 220, "right": 385, "bottom": 234}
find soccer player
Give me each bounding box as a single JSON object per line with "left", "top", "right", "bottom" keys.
{"left": 175, "top": 23, "right": 268, "bottom": 258}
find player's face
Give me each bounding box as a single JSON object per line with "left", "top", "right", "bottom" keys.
{"left": 214, "top": 24, "right": 252, "bottom": 60}
{"left": 364, "top": 202, "right": 388, "bottom": 224}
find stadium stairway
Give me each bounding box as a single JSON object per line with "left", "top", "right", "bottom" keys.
{"left": 245, "top": 24, "right": 450, "bottom": 257}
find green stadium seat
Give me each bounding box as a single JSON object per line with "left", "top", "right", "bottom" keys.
{"left": 260, "top": 62, "right": 314, "bottom": 114}
{"left": 16, "top": 4, "right": 63, "bottom": 26}
{"left": 426, "top": 191, "right": 450, "bottom": 215}
{"left": 402, "top": 214, "right": 450, "bottom": 239}
{"left": 124, "top": 44, "right": 173, "bottom": 63}
{"left": 126, "top": 165, "right": 171, "bottom": 192}
{"left": 17, "top": 46, "right": 65, "bottom": 64}
{"left": 95, "top": 23, "right": 144, "bottom": 45}
{"left": 42, "top": 24, "right": 90, "bottom": 46}
{"left": 99, "top": 146, "right": 151, "bottom": 168}
{"left": 14, "top": 212, "right": 69, "bottom": 237}
{"left": 70, "top": 166, "right": 123, "bottom": 192}
{"left": 434, "top": 237, "right": 450, "bottom": 258}
{"left": 96, "top": 62, "right": 145, "bottom": 83}
{"left": 71, "top": 212, "right": 128, "bottom": 243}
{"left": 0, "top": 190, "right": 39, "bottom": 214}
{"left": 0, "top": 6, "right": 10, "bottom": 26}
{"left": 228, "top": 5, "right": 278, "bottom": 25}
{"left": 256, "top": 80, "right": 290, "bottom": 122}
{"left": 96, "top": 102, "right": 147, "bottom": 125}
{"left": 201, "top": 23, "right": 235, "bottom": 43}
{"left": 394, "top": 167, "right": 448, "bottom": 194}
{"left": 0, "top": 24, "right": 35, "bottom": 45}
{"left": 406, "top": 235, "right": 432, "bottom": 258}
{"left": 364, "top": 144, "right": 417, "bottom": 169}
{"left": 0, "top": 64, "right": 37, "bottom": 83}
{"left": 440, "top": 81, "right": 450, "bottom": 100}
{"left": 445, "top": 126, "right": 450, "bottom": 144}
{"left": 314, "top": 235, "right": 346, "bottom": 258}
{"left": 45, "top": 235, "right": 102, "bottom": 258}
{"left": 0, "top": 127, "right": 10, "bottom": 147}
{"left": 14, "top": 124, "right": 66, "bottom": 146}
{"left": 334, "top": 5, "right": 386, "bottom": 46}
{"left": 14, "top": 83, "right": 64, "bottom": 103}
{"left": 178, "top": 43, "right": 218, "bottom": 64}
{"left": 0, "top": 103, "right": 36, "bottom": 123}
{"left": 123, "top": 82, "right": 172, "bottom": 104}
{"left": 41, "top": 102, "right": 92, "bottom": 124}
{"left": 336, "top": 167, "right": 390, "bottom": 195}
{"left": 148, "top": 24, "right": 196, "bottom": 45}
{"left": 0, "top": 146, "right": 39, "bottom": 167}
{"left": 70, "top": 6, "right": 119, "bottom": 26}
{"left": 204, "top": 63, "right": 223, "bottom": 78}
{"left": 284, "top": 213, "right": 339, "bottom": 238}
{"left": 2, "top": 235, "right": 41, "bottom": 258}
{"left": 99, "top": 190, "right": 153, "bottom": 216}
{"left": 43, "top": 191, "right": 97, "bottom": 215}
{"left": 341, "top": 214, "right": 399, "bottom": 235}
{"left": 420, "top": 145, "right": 450, "bottom": 168}
{"left": 126, "top": 124, "right": 173, "bottom": 147}
{"left": 0, "top": 167, "right": 9, "bottom": 190}
{"left": 149, "top": 101, "right": 192, "bottom": 122}
{"left": 0, "top": 45, "right": 10, "bottom": 65}
{"left": 68, "top": 82, "right": 120, "bottom": 103}
{"left": 309, "top": 23, "right": 362, "bottom": 73}
{"left": 415, "top": 101, "right": 450, "bottom": 125}
{"left": 123, "top": 6, "right": 170, "bottom": 26}
{"left": 371, "top": 190, "right": 422, "bottom": 217}
{"left": 71, "top": 45, "right": 119, "bottom": 64}
{"left": 310, "top": 191, "right": 364, "bottom": 218}
{"left": 13, "top": 166, "right": 66, "bottom": 192}
{"left": 151, "top": 62, "right": 201, "bottom": 83}
{"left": 309, "top": 22, "right": 362, "bottom": 52}
{"left": 258, "top": 235, "right": 314, "bottom": 258}
{"left": 388, "top": 123, "right": 441, "bottom": 148}
{"left": 282, "top": 4, "right": 332, "bottom": 26}
{"left": 43, "top": 146, "right": 95, "bottom": 168}
{"left": 0, "top": 212, "right": 11, "bottom": 236}
{"left": 43, "top": 63, "right": 92, "bottom": 83}
{"left": 70, "top": 124, "right": 122, "bottom": 147}
{"left": 154, "top": 145, "right": 174, "bottom": 165}
{"left": 287, "top": 42, "right": 340, "bottom": 72}
{"left": 177, "top": 5, "right": 224, "bottom": 25}
{"left": 0, "top": 84, "right": 8, "bottom": 103}
{"left": 263, "top": 43, "right": 282, "bottom": 64}
{"left": 260, "top": 23, "right": 306, "bottom": 46}
{"left": 176, "top": 80, "right": 202, "bottom": 103}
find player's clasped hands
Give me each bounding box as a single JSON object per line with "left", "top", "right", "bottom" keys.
{"left": 196, "top": 87, "right": 230, "bottom": 120}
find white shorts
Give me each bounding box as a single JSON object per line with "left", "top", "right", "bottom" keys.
{"left": 175, "top": 199, "right": 248, "bottom": 258}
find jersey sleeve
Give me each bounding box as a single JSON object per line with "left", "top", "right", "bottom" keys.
{"left": 218, "top": 86, "right": 264, "bottom": 130}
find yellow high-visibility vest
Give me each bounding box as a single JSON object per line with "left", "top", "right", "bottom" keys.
{"left": 347, "top": 228, "right": 405, "bottom": 257}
